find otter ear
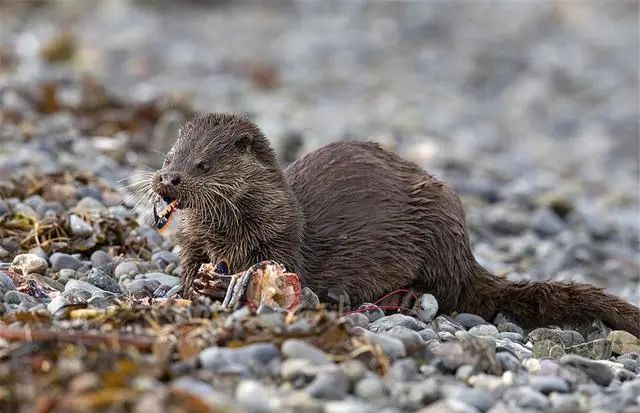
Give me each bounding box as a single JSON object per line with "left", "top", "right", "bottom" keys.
{"left": 235, "top": 133, "right": 253, "bottom": 153}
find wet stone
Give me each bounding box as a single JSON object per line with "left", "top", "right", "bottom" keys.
{"left": 455, "top": 313, "right": 488, "bottom": 328}
{"left": 86, "top": 267, "right": 121, "bottom": 293}
{"left": 324, "top": 399, "right": 373, "bottom": 413}
{"left": 50, "top": 253, "right": 82, "bottom": 272}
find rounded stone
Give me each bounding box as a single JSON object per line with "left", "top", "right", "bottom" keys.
{"left": 281, "top": 339, "right": 333, "bottom": 365}
{"left": 455, "top": 313, "right": 488, "bottom": 328}
{"left": 90, "top": 250, "right": 113, "bottom": 268}
{"left": 468, "top": 324, "right": 499, "bottom": 338}
{"left": 10, "top": 253, "right": 48, "bottom": 275}
{"left": 50, "top": 253, "right": 82, "bottom": 272}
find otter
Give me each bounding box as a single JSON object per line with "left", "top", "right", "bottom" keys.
{"left": 152, "top": 112, "right": 640, "bottom": 336}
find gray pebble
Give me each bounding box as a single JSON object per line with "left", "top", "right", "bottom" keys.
{"left": 358, "top": 329, "right": 406, "bottom": 359}
{"left": 151, "top": 250, "right": 179, "bottom": 270}
{"left": 64, "top": 279, "right": 106, "bottom": 295}
{"left": 50, "top": 253, "right": 82, "bottom": 272}
{"left": 4, "top": 290, "right": 39, "bottom": 307}
{"left": 433, "top": 316, "right": 465, "bottom": 334}
{"left": 342, "top": 312, "right": 369, "bottom": 329}
{"left": 28, "top": 247, "right": 49, "bottom": 262}
{"left": 125, "top": 279, "right": 160, "bottom": 297}
{"left": 139, "top": 272, "right": 180, "bottom": 287}
{"left": 199, "top": 343, "right": 280, "bottom": 377}
{"left": 47, "top": 289, "right": 92, "bottom": 313}
{"left": 455, "top": 313, "right": 488, "bottom": 328}
{"left": 0, "top": 272, "right": 17, "bottom": 294}
{"left": 76, "top": 197, "right": 106, "bottom": 211}
{"left": 497, "top": 332, "right": 523, "bottom": 342}
{"left": 384, "top": 326, "right": 425, "bottom": 353}
{"left": 497, "top": 322, "right": 524, "bottom": 336}
{"left": 418, "top": 328, "right": 439, "bottom": 342}
{"left": 90, "top": 250, "right": 112, "bottom": 268}
{"left": 86, "top": 267, "right": 121, "bottom": 293}
{"left": 355, "top": 376, "right": 387, "bottom": 400}
{"left": 443, "top": 385, "right": 496, "bottom": 412}
{"left": 504, "top": 386, "right": 549, "bottom": 410}
{"left": 306, "top": 371, "right": 348, "bottom": 400}
{"left": 417, "top": 293, "right": 438, "bottom": 323}
{"left": 529, "top": 376, "right": 570, "bottom": 394}
{"left": 114, "top": 261, "right": 140, "bottom": 278}
{"left": 69, "top": 214, "right": 94, "bottom": 236}
{"left": 369, "top": 313, "right": 426, "bottom": 333}
{"left": 386, "top": 358, "right": 418, "bottom": 382}
{"left": 282, "top": 339, "right": 333, "bottom": 365}
{"left": 300, "top": 287, "right": 320, "bottom": 309}
{"left": 496, "top": 352, "right": 520, "bottom": 372}
{"left": 560, "top": 354, "right": 615, "bottom": 386}
{"left": 533, "top": 207, "right": 566, "bottom": 236}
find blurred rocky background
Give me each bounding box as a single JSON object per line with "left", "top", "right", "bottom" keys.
{"left": 1, "top": 1, "right": 639, "bottom": 412}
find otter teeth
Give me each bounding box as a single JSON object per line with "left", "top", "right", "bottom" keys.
{"left": 154, "top": 199, "right": 180, "bottom": 232}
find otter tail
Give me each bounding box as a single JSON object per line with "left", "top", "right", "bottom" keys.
{"left": 460, "top": 270, "right": 640, "bottom": 337}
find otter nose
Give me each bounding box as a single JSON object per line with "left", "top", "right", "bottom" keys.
{"left": 161, "top": 172, "right": 181, "bottom": 186}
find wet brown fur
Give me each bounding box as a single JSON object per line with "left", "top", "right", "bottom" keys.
{"left": 153, "top": 113, "right": 640, "bottom": 336}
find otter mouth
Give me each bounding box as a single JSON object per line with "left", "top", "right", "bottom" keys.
{"left": 153, "top": 197, "right": 181, "bottom": 232}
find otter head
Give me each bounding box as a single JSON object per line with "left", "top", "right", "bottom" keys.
{"left": 152, "top": 113, "right": 278, "bottom": 215}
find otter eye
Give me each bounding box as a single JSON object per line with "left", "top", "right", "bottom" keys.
{"left": 163, "top": 156, "right": 171, "bottom": 167}
{"left": 196, "top": 160, "right": 209, "bottom": 172}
